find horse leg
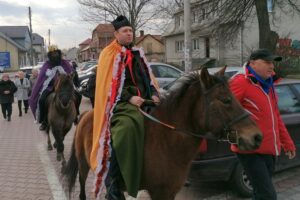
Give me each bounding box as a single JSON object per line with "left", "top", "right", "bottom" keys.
{"left": 47, "top": 128, "right": 53, "bottom": 151}
{"left": 52, "top": 128, "right": 64, "bottom": 162}
{"left": 78, "top": 159, "right": 89, "bottom": 200}
{"left": 61, "top": 153, "right": 66, "bottom": 171}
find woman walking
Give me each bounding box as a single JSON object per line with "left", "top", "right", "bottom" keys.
{"left": 0, "top": 73, "right": 17, "bottom": 121}
{"left": 14, "top": 71, "right": 30, "bottom": 116}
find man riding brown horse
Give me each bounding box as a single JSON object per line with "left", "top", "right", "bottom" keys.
{"left": 91, "top": 15, "right": 160, "bottom": 200}
{"left": 29, "top": 45, "right": 81, "bottom": 130}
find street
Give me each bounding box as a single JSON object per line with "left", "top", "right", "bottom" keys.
{"left": 0, "top": 97, "right": 299, "bottom": 200}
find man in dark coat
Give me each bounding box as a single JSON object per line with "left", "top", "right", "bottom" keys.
{"left": 0, "top": 73, "right": 17, "bottom": 121}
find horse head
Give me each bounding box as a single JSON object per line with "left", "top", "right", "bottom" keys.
{"left": 196, "top": 66, "right": 262, "bottom": 151}
{"left": 54, "top": 73, "right": 75, "bottom": 107}
{"left": 161, "top": 66, "right": 262, "bottom": 151}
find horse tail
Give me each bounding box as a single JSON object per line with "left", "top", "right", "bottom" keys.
{"left": 62, "top": 110, "right": 89, "bottom": 196}
{"left": 62, "top": 136, "right": 78, "bottom": 196}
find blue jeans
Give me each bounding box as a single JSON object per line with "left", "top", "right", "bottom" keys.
{"left": 237, "top": 153, "right": 277, "bottom": 200}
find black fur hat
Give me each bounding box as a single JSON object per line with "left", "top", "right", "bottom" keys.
{"left": 111, "top": 15, "right": 131, "bottom": 30}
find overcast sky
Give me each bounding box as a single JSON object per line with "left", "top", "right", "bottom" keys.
{"left": 0, "top": 0, "right": 94, "bottom": 49}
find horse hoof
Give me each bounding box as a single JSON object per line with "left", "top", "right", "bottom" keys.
{"left": 48, "top": 145, "right": 53, "bottom": 151}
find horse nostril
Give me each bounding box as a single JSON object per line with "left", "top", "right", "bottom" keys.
{"left": 254, "top": 134, "right": 263, "bottom": 147}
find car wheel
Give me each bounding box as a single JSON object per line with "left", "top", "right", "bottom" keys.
{"left": 231, "top": 163, "right": 252, "bottom": 197}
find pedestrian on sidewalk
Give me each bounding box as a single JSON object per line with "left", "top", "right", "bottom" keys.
{"left": 0, "top": 73, "right": 17, "bottom": 121}
{"left": 14, "top": 71, "right": 30, "bottom": 116}
{"left": 229, "top": 49, "right": 296, "bottom": 200}
{"left": 29, "top": 69, "right": 39, "bottom": 97}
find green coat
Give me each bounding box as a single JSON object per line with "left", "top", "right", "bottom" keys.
{"left": 110, "top": 50, "right": 157, "bottom": 197}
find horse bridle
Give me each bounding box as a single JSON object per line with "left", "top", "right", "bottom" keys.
{"left": 202, "top": 82, "right": 250, "bottom": 144}
{"left": 140, "top": 81, "right": 249, "bottom": 145}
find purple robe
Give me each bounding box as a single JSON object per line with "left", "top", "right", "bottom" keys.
{"left": 29, "top": 60, "right": 73, "bottom": 119}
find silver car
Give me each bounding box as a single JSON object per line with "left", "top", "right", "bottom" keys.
{"left": 149, "top": 62, "right": 184, "bottom": 88}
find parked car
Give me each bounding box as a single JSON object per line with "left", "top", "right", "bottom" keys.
{"left": 78, "top": 60, "right": 97, "bottom": 71}
{"left": 78, "top": 62, "right": 184, "bottom": 97}
{"left": 207, "top": 66, "right": 243, "bottom": 77}
{"left": 149, "top": 62, "right": 184, "bottom": 88}
{"left": 188, "top": 78, "right": 300, "bottom": 197}
{"left": 78, "top": 64, "right": 97, "bottom": 83}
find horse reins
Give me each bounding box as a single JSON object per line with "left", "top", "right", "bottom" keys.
{"left": 139, "top": 82, "right": 250, "bottom": 144}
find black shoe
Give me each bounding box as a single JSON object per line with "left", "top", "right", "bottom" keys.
{"left": 25, "top": 109, "right": 28, "bottom": 114}
{"left": 3, "top": 115, "right": 6, "bottom": 119}
{"left": 19, "top": 112, "right": 22, "bottom": 117}
{"left": 7, "top": 116, "right": 11, "bottom": 121}
{"left": 39, "top": 123, "right": 48, "bottom": 131}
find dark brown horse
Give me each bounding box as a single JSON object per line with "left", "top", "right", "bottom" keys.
{"left": 46, "top": 74, "right": 77, "bottom": 167}
{"left": 62, "top": 67, "right": 263, "bottom": 200}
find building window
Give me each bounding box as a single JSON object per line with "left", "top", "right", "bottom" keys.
{"left": 175, "top": 15, "right": 181, "bottom": 27}
{"left": 192, "top": 39, "right": 199, "bottom": 50}
{"left": 205, "top": 37, "right": 210, "bottom": 58}
{"left": 202, "top": 9, "right": 206, "bottom": 20}
{"left": 267, "top": 0, "right": 274, "bottom": 12}
{"left": 175, "top": 40, "right": 184, "bottom": 52}
{"left": 192, "top": 11, "right": 197, "bottom": 23}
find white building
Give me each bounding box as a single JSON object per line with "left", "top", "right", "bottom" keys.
{"left": 163, "top": 0, "right": 300, "bottom": 69}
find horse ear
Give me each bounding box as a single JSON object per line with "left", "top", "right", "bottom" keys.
{"left": 69, "top": 72, "right": 75, "bottom": 80}
{"left": 215, "top": 65, "right": 227, "bottom": 76}
{"left": 200, "top": 67, "right": 214, "bottom": 89}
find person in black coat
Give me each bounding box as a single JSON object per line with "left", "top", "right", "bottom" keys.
{"left": 87, "top": 67, "right": 96, "bottom": 108}
{"left": 71, "top": 61, "right": 82, "bottom": 120}
{"left": 0, "top": 73, "right": 17, "bottom": 121}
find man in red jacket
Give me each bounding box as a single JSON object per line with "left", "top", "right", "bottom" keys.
{"left": 230, "top": 49, "right": 296, "bottom": 200}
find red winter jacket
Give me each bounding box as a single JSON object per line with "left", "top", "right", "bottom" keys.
{"left": 229, "top": 67, "right": 296, "bottom": 156}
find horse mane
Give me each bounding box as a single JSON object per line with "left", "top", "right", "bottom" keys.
{"left": 160, "top": 72, "right": 227, "bottom": 110}
{"left": 54, "top": 74, "right": 68, "bottom": 91}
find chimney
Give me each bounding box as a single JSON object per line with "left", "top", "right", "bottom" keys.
{"left": 140, "top": 30, "right": 144, "bottom": 37}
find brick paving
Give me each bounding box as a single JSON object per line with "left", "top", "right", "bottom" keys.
{"left": 0, "top": 97, "right": 299, "bottom": 200}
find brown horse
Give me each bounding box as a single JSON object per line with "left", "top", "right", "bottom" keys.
{"left": 62, "top": 67, "right": 263, "bottom": 200}
{"left": 46, "top": 74, "right": 77, "bottom": 167}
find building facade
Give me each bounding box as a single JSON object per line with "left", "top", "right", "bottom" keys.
{"left": 163, "top": 0, "right": 300, "bottom": 69}
{"left": 135, "top": 30, "right": 165, "bottom": 62}
{"left": 0, "top": 32, "right": 27, "bottom": 71}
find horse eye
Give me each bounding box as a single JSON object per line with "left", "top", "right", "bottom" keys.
{"left": 222, "top": 97, "right": 232, "bottom": 104}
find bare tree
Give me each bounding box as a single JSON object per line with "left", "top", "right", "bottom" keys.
{"left": 162, "top": 0, "right": 300, "bottom": 53}
{"left": 77, "top": 0, "right": 165, "bottom": 39}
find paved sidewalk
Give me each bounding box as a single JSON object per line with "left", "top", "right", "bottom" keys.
{"left": 0, "top": 98, "right": 299, "bottom": 200}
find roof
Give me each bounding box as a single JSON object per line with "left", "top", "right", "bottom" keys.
{"left": 0, "top": 26, "right": 30, "bottom": 39}
{"left": 32, "top": 33, "right": 44, "bottom": 45}
{"left": 93, "top": 24, "right": 115, "bottom": 35}
{"left": 79, "top": 38, "right": 92, "bottom": 46}
{"left": 0, "top": 32, "right": 27, "bottom": 51}
{"left": 136, "top": 34, "right": 163, "bottom": 45}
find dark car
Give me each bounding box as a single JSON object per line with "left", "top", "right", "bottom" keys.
{"left": 188, "top": 79, "right": 300, "bottom": 197}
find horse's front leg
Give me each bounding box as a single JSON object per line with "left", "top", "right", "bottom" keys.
{"left": 47, "top": 131, "right": 53, "bottom": 151}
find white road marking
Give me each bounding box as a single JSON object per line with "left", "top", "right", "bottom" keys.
{"left": 37, "top": 143, "right": 67, "bottom": 200}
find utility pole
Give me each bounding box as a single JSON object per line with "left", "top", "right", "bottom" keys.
{"left": 29, "top": 6, "right": 33, "bottom": 66}
{"left": 48, "top": 29, "right": 51, "bottom": 46}
{"left": 184, "top": 0, "right": 192, "bottom": 72}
